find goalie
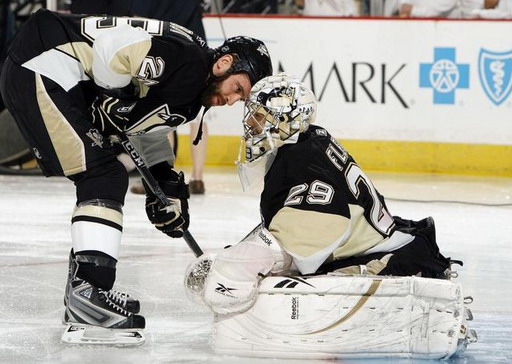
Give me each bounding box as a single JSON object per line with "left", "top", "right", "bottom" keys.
{"left": 185, "top": 74, "right": 476, "bottom": 359}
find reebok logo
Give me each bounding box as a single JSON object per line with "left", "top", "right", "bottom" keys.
{"left": 274, "top": 277, "right": 315, "bottom": 289}
{"left": 258, "top": 231, "right": 272, "bottom": 246}
{"left": 215, "top": 283, "right": 237, "bottom": 298}
{"left": 291, "top": 297, "right": 299, "bottom": 320}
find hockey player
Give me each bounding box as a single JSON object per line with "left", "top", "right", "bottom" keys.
{"left": 0, "top": 9, "right": 272, "bottom": 344}
{"left": 184, "top": 74, "right": 476, "bottom": 358}
{"left": 186, "top": 72, "right": 457, "bottom": 314}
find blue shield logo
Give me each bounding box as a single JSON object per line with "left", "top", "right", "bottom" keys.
{"left": 478, "top": 49, "right": 512, "bottom": 106}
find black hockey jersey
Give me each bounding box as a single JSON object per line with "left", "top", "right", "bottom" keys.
{"left": 261, "top": 125, "right": 412, "bottom": 274}
{"left": 7, "top": 9, "right": 213, "bottom": 129}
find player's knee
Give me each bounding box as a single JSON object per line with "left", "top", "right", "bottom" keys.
{"left": 71, "top": 158, "right": 129, "bottom": 205}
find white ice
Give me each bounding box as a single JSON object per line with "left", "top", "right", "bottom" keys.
{"left": 1, "top": 168, "right": 511, "bottom": 363}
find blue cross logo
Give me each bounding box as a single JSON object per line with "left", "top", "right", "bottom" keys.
{"left": 420, "top": 48, "right": 470, "bottom": 104}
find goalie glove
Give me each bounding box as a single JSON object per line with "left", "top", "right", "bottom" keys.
{"left": 145, "top": 171, "right": 190, "bottom": 238}
{"left": 90, "top": 84, "right": 138, "bottom": 135}
{"left": 202, "top": 240, "right": 275, "bottom": 315}
{"left": 183, "top": 225, "right": 290, "bottom": 314}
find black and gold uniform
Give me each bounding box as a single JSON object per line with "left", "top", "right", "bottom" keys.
{"left": 0, "top": 8, "right": 272, "bottom": 331}
{"left": 1, "top": 8, "right": 211, "bottom": 177}
{"left": 261, "top": 125, "right": 451, "bottom": 277}
{"left": 0, "top": 8, "right": 216, "bottom": 297}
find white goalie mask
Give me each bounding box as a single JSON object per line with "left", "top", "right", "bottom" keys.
{"left": 237, "top": 74, "right": 317, "bottom": 191}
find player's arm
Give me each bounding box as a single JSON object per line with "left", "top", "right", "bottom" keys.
{"left": 88, "top": 25, "right": 151, "bottom": 134}
{"left": 92, "top": 24, "right": 152, "bottom": 89}
{"left": 125, "top": 128, "right": 190, "bottom": 239}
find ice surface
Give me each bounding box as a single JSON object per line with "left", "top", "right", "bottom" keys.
{"left": 1, "top": 168, "right": 511, "bottom": 363}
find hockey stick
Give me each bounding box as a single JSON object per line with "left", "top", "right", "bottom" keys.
{"left": 117, "top": 132, "right": 204, "bottom": 257}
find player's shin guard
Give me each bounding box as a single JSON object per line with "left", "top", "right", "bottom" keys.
{"left": 62, "top": 199, "right": 145, "bottom": 345}
{"left": 212, "top": 274, "right": 477, "bottom": 359}
{"left": 68, "top": 199, "right": 141, "bottom": 313}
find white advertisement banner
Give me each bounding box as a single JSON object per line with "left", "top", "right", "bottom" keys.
{"left": 201, "top": 16, "right": 512, "bottom": 146}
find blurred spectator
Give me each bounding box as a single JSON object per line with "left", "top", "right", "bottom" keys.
{"left": 384, "top": 0, "right": 458, "bottom": 17}
{"left": 69, "top": 0, "right": 133, "bottom": 15}
{"left": 472, "top": 0, "right": 512, "bottom": 18}
{"left": 383, "top": 0, "right": 508, "bottom": 17}
{"left": 222, "top": 0, "right": 278, "bottom": 13}
{"left": 296, "top": 0, "right": 359, "bottom": 15}
{"left": 458, "top": 0, "right": 511, "bottom": 18}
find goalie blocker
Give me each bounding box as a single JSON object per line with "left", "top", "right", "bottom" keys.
{"left": 212, "top": 274, "right": 477, "bottom": 360}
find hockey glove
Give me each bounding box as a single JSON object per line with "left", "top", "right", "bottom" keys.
{"left": 201, "top": 240, "right": 274, "bottom": 315}
{"left": 90, "top": 84, "right": 138, "bottom": 135}
{"left": 145, "top": 171, "right": 190, "bottom": 238}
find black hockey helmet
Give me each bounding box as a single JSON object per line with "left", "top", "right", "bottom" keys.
{"left": 214, "top": 36, "right": 273, "bottom": 85}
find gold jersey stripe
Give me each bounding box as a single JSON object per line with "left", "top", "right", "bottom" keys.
{"left": 35, "top": 73, "right": 86, "bottom": 176}
{"left": 110, "top": 40, "right": 152, "bottom": 77}
{"left": 270, "top": 206, "right": 350, "bottom": 258}
{"left": 73, "top": 204, "right": 123, "bottom": 226}
{"left": 56, "top": 42, "right": 94, "bottom": 76}
{"left": 306, "top": 279, "right": 382, "bottom": 335}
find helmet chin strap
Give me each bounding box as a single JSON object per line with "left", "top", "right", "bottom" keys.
{"left": 191, "top": 106, "right": 210, "bottom": 146}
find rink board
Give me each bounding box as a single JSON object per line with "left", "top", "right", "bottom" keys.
{"left": 174, "top": 16, "right": 512, "bottom": 176}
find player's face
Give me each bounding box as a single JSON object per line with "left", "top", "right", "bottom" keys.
{"left": 245, "top": 112, "right": 266, "bottom": 135}
{"left": 201, "top": 73, "right": 251, "bottom": 107}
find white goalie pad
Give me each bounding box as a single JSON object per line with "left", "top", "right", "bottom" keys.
{"left": 61, "top": 324, "right": 145, "bottom": 347}
{"left": 212, "top": 274, "right": 477, "bottom": 360}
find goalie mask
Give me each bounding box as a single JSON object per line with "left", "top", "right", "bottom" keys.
{"left": 237, "top": 74, "right": 317, "bottom": 191}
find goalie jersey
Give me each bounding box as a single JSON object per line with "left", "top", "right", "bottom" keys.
{"left": 261, "top": 125, "right": 414, "bottom": 274}
{"left": 7, "top": 8, "right": 212, "bottom": 130}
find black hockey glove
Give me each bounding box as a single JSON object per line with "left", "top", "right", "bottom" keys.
{"left": 90, "top": 84, "right": 138, "bottom": 135}
{"left": 145, "top": 171, "right": 190, "bottom": 238}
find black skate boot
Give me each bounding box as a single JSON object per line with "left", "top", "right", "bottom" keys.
{"left": 65, "top": 278, "right": 145, "bottom": 329}
{"left": 64, "top": 249, "right": 140, "bottom": 314}
{"left": 61, "top": 250, "right": 145, "bottom": 346}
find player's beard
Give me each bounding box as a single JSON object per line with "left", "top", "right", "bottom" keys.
{"left": 200, "top": 74, "right": 230, "bottom": 107}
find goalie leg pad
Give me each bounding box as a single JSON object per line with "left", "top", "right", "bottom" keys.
{"left": 212, "top": 275, "right": 477, "bottom": 360}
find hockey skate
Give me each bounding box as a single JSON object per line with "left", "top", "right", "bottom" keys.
{"left": 61, "top": 251, "right": 145, "bottom": 346}
{"left": 62, "top": 278, "right": 146, "bottom": 346}
{"left": 63, "top": 250, "right": 140, "bottom": 314}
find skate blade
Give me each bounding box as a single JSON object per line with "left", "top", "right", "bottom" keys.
{"left": 61, "top": 323, "right": 145, "bottom": 347}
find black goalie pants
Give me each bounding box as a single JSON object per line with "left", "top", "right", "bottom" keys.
{"left": 318, "top": 216, "right": 453, "bottom": 279}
